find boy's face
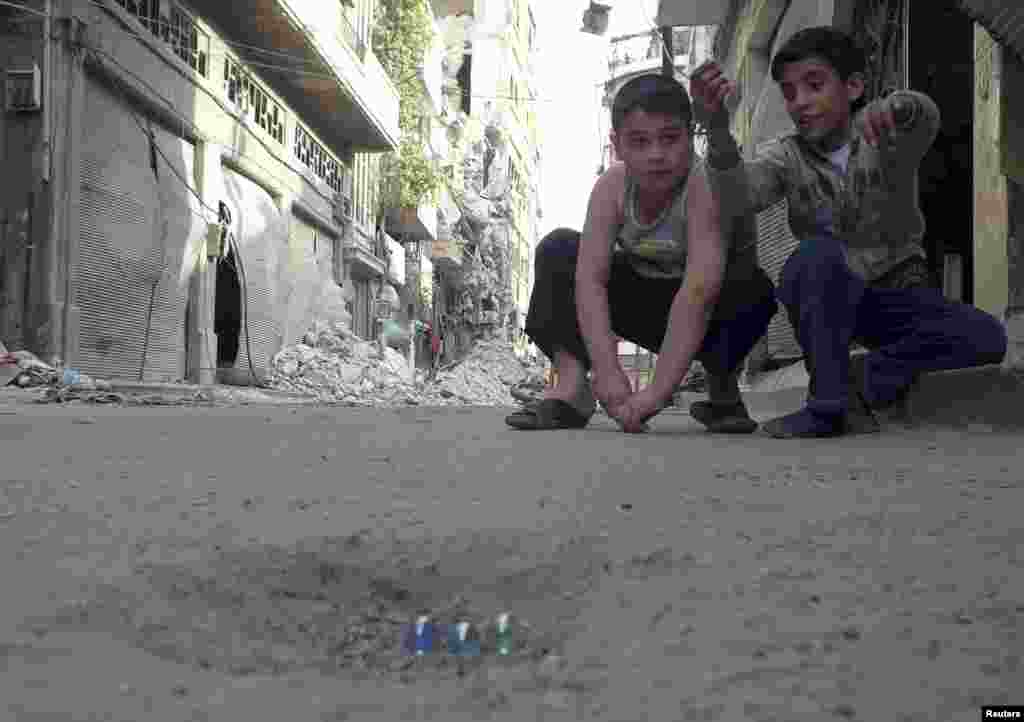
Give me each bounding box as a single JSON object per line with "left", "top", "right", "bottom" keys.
{"left": 778, "top": 57, "right": 865, "bottom": 147}
{"left": 612, "top": 109, "right": 691, "bottom": 194}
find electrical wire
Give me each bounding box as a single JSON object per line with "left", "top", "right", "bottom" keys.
{"left": 78, "top": 40, "right": 262, "bottom": 383}
{"left": 226, "top": 232, "right": 259, "bottom": 386}
{"left": 0, "top": 0, "right": 48, "bottom": 18}
{"left": 77, "top": 0, "right": 545, "bottom": 379}
{"left": 79, "top": 0, "right": 559, "bottom": 103}
{"left": 78, "top": 44, "right": 291, "bottom": 213}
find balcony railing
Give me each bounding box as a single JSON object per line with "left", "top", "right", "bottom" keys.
{"left": 114, "top": 0, "right": 210, "bottom": 76}
{"left": 224, "top": 56, "right": 287, "bottom": 145}
{"left": 347, "top": 225, "right": 389, "bottom": 260}
{"left": 338, "top": 10, "right": 367, "bottom": 62}
{"left": 294, "top": 123, "right": 346, "bottom": 194}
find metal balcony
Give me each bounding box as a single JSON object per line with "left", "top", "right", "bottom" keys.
{"left": 344, "top": 226, "right": 388, "bottom": 279}
{"left": 187, "top": 0, "right": 399, "bottom": 152}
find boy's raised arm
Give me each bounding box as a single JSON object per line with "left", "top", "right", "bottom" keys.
{"left": 705, "top": 127, "right": 791, "bottom": 215}
{"left": 691, "top": 62, "right": 790, "bottom": 216}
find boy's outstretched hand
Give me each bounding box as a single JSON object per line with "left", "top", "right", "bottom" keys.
{"left": 859, "top": 95, "right": 919, "bottom": 146}
{"left": 615, "top": 387, "right": 665, "bottom": 434}
{"left": 858, "top": 99, "right": 897, "bottom": 147}
{"left": 690, "top": 61, "right": 736, "bottom": 129}
{"left": 592, "top": 363, "right": 633, "bottom": 418}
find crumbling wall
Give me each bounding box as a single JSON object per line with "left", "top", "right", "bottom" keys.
{"left": 437, "top": 116, "right": 515, "bottom": 350}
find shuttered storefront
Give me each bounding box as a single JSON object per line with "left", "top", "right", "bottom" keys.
{"left": 221, "top": 167, "right": 284, "bottom": 376}
{"left": 77, "top": 78, "right": 197, "bottom": 381}
{"left": 284, "top": 213, "right": 343, "bottom": 345}
{"left": 284, "top": 214, "right": 318, "bottom": 347}
{"left": 756, "top": 199, "right": 801, "bottom": 361}
{"left": 351, "top": 277, "right": 373, "bottom": 340}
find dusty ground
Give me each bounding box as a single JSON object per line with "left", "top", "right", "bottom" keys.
{"left": 0, "top": 390, "right": 1020, "bottom": 721}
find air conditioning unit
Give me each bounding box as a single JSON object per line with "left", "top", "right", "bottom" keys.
{"left": 333, "top": 192, "right": 353, "bottom": 225}
{"left": 6, "top": 64, "right": 42, "bottom": 113}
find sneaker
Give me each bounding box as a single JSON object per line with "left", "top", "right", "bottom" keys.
{"left": 689, "top": 399, "right": 759, "bottom": 434}
{"left": 762, "top": 408, "right": 846, "bottom": 438}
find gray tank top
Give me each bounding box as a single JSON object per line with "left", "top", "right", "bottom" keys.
{"left": 615, "top": 159, "right": 758, "bottom": 280}
{"left": 614, "top": 163, "right": 693, "bottom": 279}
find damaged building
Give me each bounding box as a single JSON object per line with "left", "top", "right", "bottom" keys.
{"left": 0, "top": 0, "right": 403, "bottom": 386}
{"left": 402, "top": 0, "right": 542, "bottom": 366}
{"left": 0, "top": 0, "right": 543, "bottom": 402}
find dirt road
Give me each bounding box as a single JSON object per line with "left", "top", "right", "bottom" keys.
{"left": 0, "top": 396, "right": 1020, "bottom": 721}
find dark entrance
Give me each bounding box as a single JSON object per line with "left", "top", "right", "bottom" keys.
{"left": 214, "top": 249, "right": 242, "bottom": 368}
{"left": 910, "top": 0, "right": 975, "bottom": 304}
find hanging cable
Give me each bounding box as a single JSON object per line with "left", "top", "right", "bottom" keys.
{"left": 80, "top": 0, "right": 562, "bottom": 103}
{"left": 0, "top": 0, "right": 48, "bottom": 17}
{"left": 226, "top": 230, "right": 258, "bottom": 386}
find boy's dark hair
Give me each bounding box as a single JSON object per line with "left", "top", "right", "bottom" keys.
{"left": 771, "top": 26, "right": 869, "bottom": 110}
{"left": 611, "top": 73, "right": 692, "bottom": 131}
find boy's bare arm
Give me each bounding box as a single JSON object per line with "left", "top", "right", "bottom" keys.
{"left": 649, "top": 169, "right": 726, "bottom": 401}
{"left": 575, "top": 168, "right": 624, "bottom": 375}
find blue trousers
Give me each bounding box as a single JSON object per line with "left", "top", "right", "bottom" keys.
{"left": 777, "top": 239, "right": 1008, "bottom": 415}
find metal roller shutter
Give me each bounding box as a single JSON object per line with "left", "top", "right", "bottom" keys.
{"left": 77, "top": 78, "right": 195, "bottom": 381}
{"left": 283, "top": 214, "right": 326, "bottom": 347}
{"left": 221, "top": 167, "right": 285, "bottom": 376}
{"left": 756, "top": 199, "right": 801, "bottom": 360}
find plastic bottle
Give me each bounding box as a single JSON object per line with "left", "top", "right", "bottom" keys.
{"left": 403, "top": 615, "right": 436, "bottom": 656}
{"left": 495, "top": 612, "right": 514, "bottom": 656}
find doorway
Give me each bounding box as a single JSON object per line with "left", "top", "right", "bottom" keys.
{"left": 909, "top": 0, "right": 975, "bottom": 303}
{"left": 214, "top": 248, "right": 242, "bottom": 368}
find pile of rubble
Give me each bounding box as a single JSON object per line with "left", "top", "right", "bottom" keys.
{"left": 268, "top": 321, "right": 546, "bottom": 408}
{"left": 1, "top": 343, "right": 112, "bottom": 392}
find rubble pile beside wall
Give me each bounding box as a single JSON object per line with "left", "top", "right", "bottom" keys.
{"left": 268, "top": 321, "right": 544, "bottom": 407}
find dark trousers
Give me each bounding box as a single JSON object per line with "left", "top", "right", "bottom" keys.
{"left": 524, "top": 228, "right": 777, "bottom": 381}
{"left": 777, "top": 238, "right": 1008, "bottom": 415}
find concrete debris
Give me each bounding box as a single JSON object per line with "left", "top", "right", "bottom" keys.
{"left": 268, "top": 320, "right": 545, "bottom": 408}
{"left": 2, "top": 350, "right": 59, "bottom": 388}
{"left": 2, "top": 348, "right": 115, "bottom": 396}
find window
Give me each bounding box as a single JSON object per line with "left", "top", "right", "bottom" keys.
{"left": 294, "top": 123, "right": 345, "bottom": 193}
{"left": 352, "top": 152, "right": 380, "bottom": 231}
{"left": 224, "top": 56, "right": 286, "bottom": 144}
{"left": 114, "top": 0, "right": 209, "bottom": 76}
{"left": 457, "top": 54, "right": 472, "bottom": 115}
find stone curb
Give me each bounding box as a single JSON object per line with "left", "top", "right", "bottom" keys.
{"left": 902, "top": 364, "right": 1024, "bottom": 430}
{"left": 691, "top": 363, "right": 1024, "bottom": 431}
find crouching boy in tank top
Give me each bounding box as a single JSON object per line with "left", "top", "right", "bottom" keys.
{"left": 505, "top": 74, "right": 777, "bottom": 433}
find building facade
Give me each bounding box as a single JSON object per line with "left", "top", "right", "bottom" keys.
{"left": 421, "top": 0, "right": 543, "bottom": 361}
{"left": 597, "top": 25, "right": 713, "bottom": 174}
{"left": 0, "top": 0, "right": 401, "bottom": 383}
{"left": 658, "top": 0, "right": 1024, "bottom": 371}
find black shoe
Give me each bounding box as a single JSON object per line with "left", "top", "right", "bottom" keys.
{"left": 847, "top": 355, "right": 882, "bottom": 433}
{"left": 689, "top": 399, "right": 759, "bottom": 434}
{"left": 762, "top": 408, "right": 846, "bottom": 438}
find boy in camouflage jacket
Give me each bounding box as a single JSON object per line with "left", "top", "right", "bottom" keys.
{"left": 691, "top": 26, "right": 1007, "bottom": 438}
